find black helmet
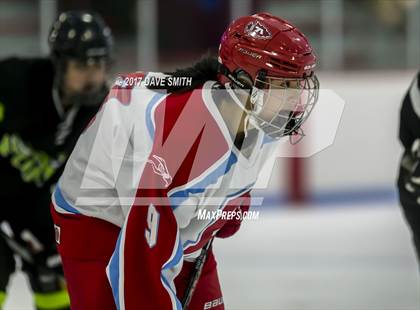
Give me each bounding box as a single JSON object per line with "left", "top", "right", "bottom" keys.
{"left": 48, "top": 11, "right": 113, "bottom": 63}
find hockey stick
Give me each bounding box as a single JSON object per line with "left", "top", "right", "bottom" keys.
{"left": 0, "top": 228, "right": 34, "bottom": 264}
{"left": 181, "top": 238, "right": 214, "bottom": 310}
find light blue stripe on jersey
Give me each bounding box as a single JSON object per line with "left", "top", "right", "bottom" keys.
{"left": 169, "top": 152, "right": 238, "bottom": 210}
{"left": 146, "top": 92, "right": 167, "bottom": 139}
{"left": 53, "top": 185, "right": 81, "bottom": 214}
{"left": 161, "top": 234, "right": 183, "bottom": 310}
{"left": 182, "top": 184, "right": 253, "bottom": 249}
{"left": 262, "top": 134, "right": 275, "bottom": 145}
{"left": 109, "top": 233, "right": 123, "bottom": 310}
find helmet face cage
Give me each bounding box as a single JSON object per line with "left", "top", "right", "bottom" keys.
{"left": 248, "top": 73, "right": 319, "bottom": 140}
{"left": 218, "top": 13, "right": 319, "bottom": 141}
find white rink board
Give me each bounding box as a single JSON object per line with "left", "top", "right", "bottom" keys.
{"left": 4, "top": 203, "right": 419, "bottom": 310}
{"left": 261, "top": 70, "right": 418, "bottom": 195}
{"left": 307, "top": 71, "right": 415, "bottom": 192}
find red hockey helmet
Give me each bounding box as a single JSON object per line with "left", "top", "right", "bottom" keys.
{"left": 218, "top": 12, "right": 319, "bottom": 140}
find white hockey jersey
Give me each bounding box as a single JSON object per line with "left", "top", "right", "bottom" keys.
{"left": 52, "top": 72, "right": 278, "bottom": 309}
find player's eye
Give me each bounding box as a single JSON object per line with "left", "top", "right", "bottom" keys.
{"left": 286, "top": 80, "right": 300, "bottom": 89}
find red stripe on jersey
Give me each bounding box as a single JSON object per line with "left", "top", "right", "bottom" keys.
{"left": 151, "top": 85, "right": 229, "bottom": 191}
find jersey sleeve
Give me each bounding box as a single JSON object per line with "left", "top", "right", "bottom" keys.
{"left": 102, "top": 75, "right": 183, "bottom": 309}
{"left": 106, "top": 138, "right": 184, "bottom": 309}
{"left": 106, "top": 200, "right": 183, "bottom": 310}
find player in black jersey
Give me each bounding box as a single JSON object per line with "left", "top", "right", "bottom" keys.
{"left": 0, "top": 11, "right": 113, "bottom": 309}
{"left": 397, "top": 70, "right": 420, "bottom": 267}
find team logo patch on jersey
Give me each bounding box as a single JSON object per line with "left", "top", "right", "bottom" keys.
{"left": 244, "top": 21, "right": 272, "bottom": 40}
{"left": 147, "top": 155, "right": 172, "bottom": 187}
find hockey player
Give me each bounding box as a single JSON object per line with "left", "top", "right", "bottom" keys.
{"left": 51, "top": 13, "right": 319, "bottom": 309}
{"left": 397, "top": 70, "right": 420, "bottom": 265}
{"left": 0, "top": 11, "right": 113, "bottom": 309}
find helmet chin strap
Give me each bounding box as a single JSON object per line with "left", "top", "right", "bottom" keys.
{"left": 220, "top": 63, "right": 270, "bottom": 139}
{"left": 224, "top": 83, "right": 256, "bottom": 138}
{"left": 243, "top": 114, "right": 250, "bottom": 138}
{"left": 224, "top": 82, "right": 248, "bottom": 111}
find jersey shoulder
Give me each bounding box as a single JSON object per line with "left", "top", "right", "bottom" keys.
{"left": 106, "top": 71, "right": 158, "bottom": 105}
{"left": 153, "top": 81, "right": 222, "bottom": 142}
